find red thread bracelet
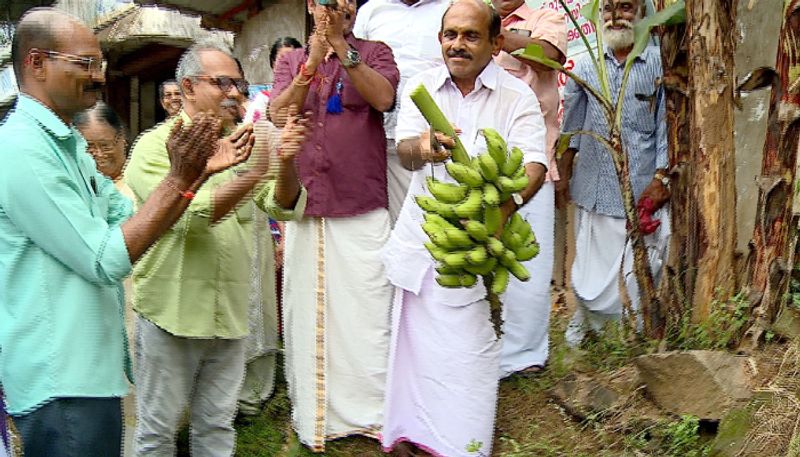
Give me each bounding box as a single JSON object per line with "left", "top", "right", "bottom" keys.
{"left": 165, "top": 178, "right": 195, "bottom": 200}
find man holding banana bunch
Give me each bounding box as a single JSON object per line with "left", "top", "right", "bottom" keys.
{"left": 381, "top": 1, "right": 548, "bottom": 455}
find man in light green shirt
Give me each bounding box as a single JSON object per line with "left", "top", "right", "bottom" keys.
{"left": 0, "top": 9, "right": 256, "bottom": 457}
{"left": 125, "top": 43, "right": 307, "bottom": 455}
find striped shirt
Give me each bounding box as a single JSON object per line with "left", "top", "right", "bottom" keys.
{"left": 562, "top": 44, "right": 667, "bottom": 218}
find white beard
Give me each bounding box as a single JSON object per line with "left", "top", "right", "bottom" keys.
{"left": 604, "top": 26, "right": 635, "bottom": 51}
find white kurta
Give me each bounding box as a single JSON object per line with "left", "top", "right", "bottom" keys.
{"left": 566, "top": 206, "right": 670, "bottom": 346}
{"left": 283, "top": 209, "right": 393, "bottom": 452}
{"left": 382, "top": 62, "right": 547, "bottom": 456}
{"left": 499, "top": 182, "right": 555, "bottom": 376}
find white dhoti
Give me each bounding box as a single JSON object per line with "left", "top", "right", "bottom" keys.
{"left": 283, "top": 208, "right": 393, "bottom": 451}
{"left": 499, "top": 182, "right": 555, "bottom": 377}
{"left": 386, "top": 140, "right": 412, "bottom": 226}
{"left": 239, "top": 209, "right": 279, "bottom": 416}
{"left": 381, "top": 270, "right": 501, "bottom": 457}
{"left": 566, "top": 206, "right": 670, "bottom": 346}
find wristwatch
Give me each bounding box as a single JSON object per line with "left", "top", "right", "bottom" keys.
{"left": 511, "top": 192, "right": 524, "bottom": 209}
{"left": 342, "top": 48, "right": 361, "bottom": 69}
{"left": 654, "top": 171, "right": 670, "bottom": 190}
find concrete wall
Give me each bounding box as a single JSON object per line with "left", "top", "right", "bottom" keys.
{"left": 233, "top": 0, "right": 307, "bottom": 85}
{"left": 733, "top": 0, "right": 783, "bottom": 253}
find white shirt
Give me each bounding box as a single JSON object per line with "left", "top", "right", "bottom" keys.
{"left": 383, "top": 61, "right": 547, "bottom": 306}
{"left": 353, "top": 0, "right": 449, "bottom": 139}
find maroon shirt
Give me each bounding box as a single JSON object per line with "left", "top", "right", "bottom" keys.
{"left": 273, "top": 34, "right": 400, "bottom": 218}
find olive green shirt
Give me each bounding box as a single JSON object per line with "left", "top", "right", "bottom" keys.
{"left": 125, "top": 112, "right": 305, "bottom": 338}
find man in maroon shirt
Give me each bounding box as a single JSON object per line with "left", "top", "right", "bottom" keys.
{"left": 269, "top": 0, "right": 399, "bottom": 452}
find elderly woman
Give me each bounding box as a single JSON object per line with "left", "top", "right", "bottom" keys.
{"left": 73, "top": 102, "right": 137, "bottom": 454}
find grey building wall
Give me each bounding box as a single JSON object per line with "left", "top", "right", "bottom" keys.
{"left": 233, "top": 0, "right": 307, "bottom": 85}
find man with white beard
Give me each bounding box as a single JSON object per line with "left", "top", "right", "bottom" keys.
{"left": 558, "top": 0, "right": 670, "bottom": 344}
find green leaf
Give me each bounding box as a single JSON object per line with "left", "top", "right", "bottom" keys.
{"left": 627, "top": 0, "right": 686, "bottom": 65}
{"left": 511, "top": 43, "right": 565, "bottom": 71}
{"left": 556, "top": 133, "right": 574, "bottom": 159}
{"left": 580, "top": 0, "right": 601, "bottom": 25}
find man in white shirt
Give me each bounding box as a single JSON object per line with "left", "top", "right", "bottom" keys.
{"left": 353, "top": 0, "right": 450, "bottom": 224}
{"left": 381, "top": 1, "right": 547, "bottom": 455}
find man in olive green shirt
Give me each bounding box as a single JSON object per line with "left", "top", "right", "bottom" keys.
{"left": 125, "top": 43, "right": 307, "bottom": 455}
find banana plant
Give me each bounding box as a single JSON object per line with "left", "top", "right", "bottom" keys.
{"left": 515, "top": 0, "right": 685, "bottom": 337}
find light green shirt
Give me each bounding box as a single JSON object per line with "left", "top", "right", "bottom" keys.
{"left": 125, "top": 112, "right": 305, "bottom": 339}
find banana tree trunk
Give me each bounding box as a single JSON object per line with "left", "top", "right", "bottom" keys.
{"left": 744, "top": 0, "right": 800, "bottom": 342}
{"left": 608, "top": 132, "right": 660, "bottom": 337}
{"left": 685, "top": 0, "right": 739, "bottom": 319}
{"left": 657, "top": 0, "right": 694, "bottom": 327}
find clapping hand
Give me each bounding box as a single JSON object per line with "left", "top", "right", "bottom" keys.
{"left": 166, "top": 112, "right": 222, "bottom": 185}
{"left": 208, "top": 122, "right": 254, "bottom": 174}
{"left": 277, "top": 106, "right": 310, "bottom": 166}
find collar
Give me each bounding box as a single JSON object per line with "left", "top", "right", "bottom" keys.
{"left": 604, "top": 42, "right": 654, "bottom": 65}
{"left": 435, "top": 60, "right": 500, "bottom": 93}
{"left": 17, "top": 93, "right": 73, "bottom": 140}
{"left": 387, "top": 0, "right": 443, "bottom": 6}
{"left": 502, "top": 3, "right": 533, "bottom": 26}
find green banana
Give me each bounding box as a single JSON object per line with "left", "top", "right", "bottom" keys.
{"left": 491, "top": 266, "right": 510, "bottom": 295}
{"left": 506, "top": 232, "right": 524, "bottom": 252}
{"left": 482, "top": 183, "right": 500, "bottom": 207}
{"left": 436, "top": 274, "right": 463, "bottom": 288}
{"left": 515, "top": 242, "right": 540, "bottom": 261}
{"left": 424, "top": 212, "right": 456, "bottom": 229}
{"left": 416, "top": 196, "right": 458, "bottom": 220}
{"left": 507, "top": 260, "right": 531, "bottom": 281}
{"left": 424, "top": 242, "right": 448, "bottom": 262}
{"left": 464, "top": 220, "right": 489, "bottom": 242}
{"left": 444, "top": 227, "right": 475, "bottom": 249}
{"left": 446, "top": 162, "right": 484, "bottom": 188}
{"left": 478, "top": 153, "right": 500, "bottom": 182}
{"left": 427, "top": 178, "right": 469, "bottom": 204}
{"left": 428, "top": 230, "right": 454, "bottom": 250}
{"left": 513, "top": 166, "right": 526, "bottom": 179}
{"left": 524, "top": 230, "right": 537, "bottom": 247}
{"left": 502, "top": 146, "right": 524, "bottom": 177}
{"left": 484, "top": 205, "right": 502, "bottom": 233}
{"left": 443, "top": 251, "right": 469, "bottom": 269}
{"left": 499, "top": 249, "right": 517, "bottom": 268}
{"left": 460, "top": 273, "right": 478, "bottom": 287}
{"left": 465, "top": 245, "right": 488, "bottom": 265}
{"left": 482, "top": 128, "right": 507, "bottom": 167}
{"left": 464, "top": 257, "right": 497, "bottom": 275}
{"left": 497, "top": 175, "right": 529, "bottom": 194}
{"left": 436, "top": 264, "right": 463, "bottom": 276}
{"left": 509, "top": 213, "right": 532, "bottom": 242}
{"left": 422, "top": 222, "right": 442, "bottom": 239}
{"left": 454, "top": 189, "right": 483, "bottom": 219}
{"left": 487, "top": 237, "right": 506, "bottom": 257}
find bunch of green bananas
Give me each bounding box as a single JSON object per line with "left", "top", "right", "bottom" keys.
{"left": 416, "top": 128, "right": 540, "bottom": 295}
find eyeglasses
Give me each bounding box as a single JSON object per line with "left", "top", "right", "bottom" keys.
{"left": 30, "top": 48, "right": 107, "bottom": 74}
{"left": 190, "top": 75, "right": 249, "bottom": 95}
{"left": 87, "top": 140, "right": 118, "bottom": 154}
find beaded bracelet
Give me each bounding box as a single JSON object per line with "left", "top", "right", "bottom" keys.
{"left": 164, "top": 178, "right": 196, "bottom": 200}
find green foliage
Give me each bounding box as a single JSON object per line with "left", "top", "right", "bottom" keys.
{"left": 668, "top": 293, "right": 750, "bottom": 350}
{"left": 623, "top": 415, "right": 710, "bottom": 456}
{"left": 581, "top": 320, "right": 657, "bottom": 372}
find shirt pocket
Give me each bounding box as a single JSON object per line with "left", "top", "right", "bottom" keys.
{"left": 627, "top": 78, "right": 658, "bottom": 134}
{"left": 341, "top": 78, "right": 369, "bottom": 111}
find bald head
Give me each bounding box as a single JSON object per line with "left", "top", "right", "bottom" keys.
{"left": 11, "top": 8, "right": 88, "bottom": 85}
{"left": 441, "top": 0, "right": 501, "bottom": 40}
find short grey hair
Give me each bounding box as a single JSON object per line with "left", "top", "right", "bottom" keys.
{"left": 175, "top": 41, "right": 236, "bottom": 92}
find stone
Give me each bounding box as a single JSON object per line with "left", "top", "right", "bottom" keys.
{"left": 772, "top": 306, "right": 800, "bottom": 340}
{"left": 634, "top": 351, "right": 754, "bottom": 420}
{"left": 548, "top": 366, "right": 643, "bottom": 421}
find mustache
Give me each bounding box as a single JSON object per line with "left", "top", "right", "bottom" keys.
{"left": 84, "top": 83, "right": 104, "bottom": 92}
{"left": 603, "top": 19, "right": 634, "bottom": 30}
{"left": 447, "top": 49, "right": 472, "bottom": 60}
{"left": 220, "top": 99, "right": 240, "bottom": 108}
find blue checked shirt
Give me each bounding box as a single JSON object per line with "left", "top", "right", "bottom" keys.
{"left": 562, "top": 44, "right": 668, "bottom": 218}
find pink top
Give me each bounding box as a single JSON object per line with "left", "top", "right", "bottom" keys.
{"left": 272, "top": 34, "right": 400, "bottom": 218}
{"left": 494, "top": 4, "right": 567, "bottom": 181}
